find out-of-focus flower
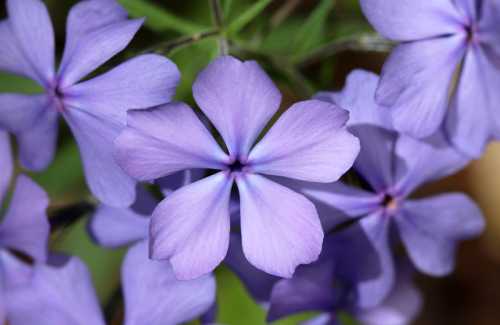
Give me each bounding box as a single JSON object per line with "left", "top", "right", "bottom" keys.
{"left": 0, "top": 174, "right": 49, "bottom": 324}
{"left": 115, "top": 55, "right": 360, "bottom": 279}
{"left": 0, "top": 131, "right": 12, "bottom": 202}
{"left": 289, "top": 70, "right": 485, "bottom": 305}
{"left": 360, "top": 0, "right": 500, "bottom": 157}
{"left": 265, "top": 225, "right": 422, "bottom": 325}
{"left": 0, "top": 0, "right": 180, "bottom": 206}
{"left": 88, "top": 175, "right": 217, "bottom": 325}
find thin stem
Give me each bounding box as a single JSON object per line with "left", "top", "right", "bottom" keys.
{"left": 297, "top": 34, "right": 394, "bottom": 67}
{"left": 142, "top": 29, "right": 220, "bottom": 55}
{"left": 271, "top": 0, "right": 301, "bottom": 27}
{"left": 210, "top": 0, "right": 229, "bottom": 55}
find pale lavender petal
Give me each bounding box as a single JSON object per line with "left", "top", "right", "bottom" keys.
{"left": 249, "top": 100, "right": 359, "bottom": 183}
{"left": 446, "top": 46, "right": 495, "bottom": 158}
{"left": 89, "top": 188, "right": 154, "bottom": 248}
{"left": 156, "top": 169, "right": 205, "bottom": 196}
{"left": 357, "top": 263, "right": 423, "bottom": 325}
{"left": 395, "top": 193, "right": 484, "bottom": 276}
{"left": 6, "top": 257, "right": 105, "bottom": 325}
{"left": 58, "top": 16, "right": 143, "bottom": 87}
{"left": 60, "top": 0, "right": 128, "bottom": 84}
{"left": 123, "top": 241, "right": 216, "bottom": 325}
{"left": 0, "top": 132, "right": 12, "bottom": 203}
{"left": 115, "top": 103, "right": 228, "bottom": 182}
{"left": 301, "top": 314, "right": 338, "bottom": 325}
{"left": 394, "top": 133, "right": 469, "bottom": 196}
{"left": 64, "top": 55, "right": 180, "bottom": 125}
{"left": 267, "top": 259, "right": 336, "bottom": 321}
{"left": 237, "top": 174, "right": 323, "bottom": 278}
{"left": 0, "top": 21, "right": 36, "bottom": 80}
{"left": 0, "top": 175, "right": 49, "bottom": 262}
{"left": 193, "top": 56, "right": 281, "bottom": 156}
{"left": 359, "top": 0, "right": 464, "bottom": 41}
{"left": 5, "top": 0, "right": 55, "bottom": 85}
{"left": 150, "top": 173, "right": 232, "bottom": 280}
{"left": 357, "top": 212, "right": 395, "bottom": 308}
{"left": 16, "top": 107, "right": 58, "bottom": 171}
{"left": 224, "top": 233, "right": 279, "bottom": 303}
{"left": 0, "top": 94, "right": 49, "bottom": 132}
{"left": 63, "top": 108, "right": 136, "bottom": 207}
{"left": 376, "top": 35, "right": 466, "bottom": 138}
{"left": 316, "top": 70, "right": 393, "bottom": 130}
{"left": 454, "top": 0, "right": 478, "bottom": 22}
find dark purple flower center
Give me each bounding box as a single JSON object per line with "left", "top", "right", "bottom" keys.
{"left": 382, "top": 193, "right": 399, "bottom": 215}
{"left": 465, "top": 23, "right": 478, "bottom": 44}
{"left": 228, "top": 159, "right": 245, "bottom": 173}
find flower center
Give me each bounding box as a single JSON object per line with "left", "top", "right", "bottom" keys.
{"left": 48, "top": 84, "right": 65, "bottom": 113}
{"left": 382, "top": 193, "right": 399, "bottom": 215}
{"left": 465, "top": 23, "right": 478, "bottom": 44}
{"left": 228, "top": 159, "right": 245, "bottom": 173}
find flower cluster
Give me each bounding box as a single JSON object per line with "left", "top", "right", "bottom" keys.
{"left": 0, "top": 0, "right": 493, "bottom": 324}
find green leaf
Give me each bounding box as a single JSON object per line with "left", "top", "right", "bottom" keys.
{"left": 118, "top": 0, "right": 207, "bottom": 34}
{"left": 291, "top": 0, "right": 334, "bottom": 59}
{"left": 226, "top": 0, "right": 272, "bottom": 36}
{"left": 0, "top": 72, "right": 43, "bottom": 94}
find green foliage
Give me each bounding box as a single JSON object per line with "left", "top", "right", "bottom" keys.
{"left": 226, "top": 0, "right": 273, "bottom": 36}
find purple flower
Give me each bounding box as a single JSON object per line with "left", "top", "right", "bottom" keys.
{"left": 0, "top": 0, "right": 180, "bottom": 206}
{"left": 290, "top": 70, "right": 485, "bottom": 303}
{"left": 360, "top": 0, "right": 500, "bottom": 157}
{"left": 114, "top": 55, "right": 360, "bottom": 279}
{"left": 89, "top": 179, "right": 216, "bottom": 325}
{"left": 266, "top": 226, "right": 422, "bottom": 325}
{"left": 0, "top": 131, "right": 12, "bottom": 201}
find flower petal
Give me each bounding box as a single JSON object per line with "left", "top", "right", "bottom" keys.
{"left": 156, "top": 169, "right": 205, "bottom": 196}
{"left": 359, "top": 0, "right": 464, "bottom": 41}
{"left": 16, "top": 107, "right": 59, "bottom": 171}
{"left": 64, "top": 55, "right": 180, "bottom": 125}
{"left": 316, "top": 69, "right": 393, "bottom": 130}
{"left": 0, "top": 94, "right": 49, "bottom": 132}
{"left": 6, "top": 257, "right": 105, "bottom": 325}
{"left": 115, "top": 103, "right": 228, "bottom": 182}
{"left": 394, "top": 133, "right": 469, "bottom": 196}
{"left": 446, "top": 46, "right": 495, "bottom": 158}
{"left": 237, "top": 174, "right": 323, "bottom": 278}
{"left": 58, "top": 16, "right": 143, "bottom": 87}
{"left": 357, "top": 212, "right": 395, "bottom": 308}
{"left": 63, "top": 108, "right": 136, "bottom": 207}
{"left": 5, "top": 0, "right": 55, "bottom": 85}
{"left": 224, "top": 233, "right": 279, "bottom": 303}
{"left": 60, "top": 0, "right": 128, "bottom": 85}
{"left": 249, "top": 100, "right": 359, "bottom": 183}
{"left": 0, "top": 175, "right": 49, "bottom": 262}
{"left": 0, "top": 131, "right": 12, "bottom": 203}
{"left": 123, "top": 241, "right": 216, "bottom": 325}
{"left": 395, "top": 193, "right": 485, "bottom": 276}
{"left": 376, "top": 35, "right": 466, "bottom": 138}
{"left": 193, "top": 56, "right": 281, "bottom": 156}
{"left": 89, "top": 188, "right": 154, "bottom": 248}
{"left": 150, "top": 172, "right": 232, "bottom": 280}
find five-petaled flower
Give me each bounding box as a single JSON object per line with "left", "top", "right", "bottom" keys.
{"left": 0, "top": 0, "right": 180, "bottom": 206}
{"left": 360, "top": 0, "right": 500, "bottom": 158}
{"left": 115, "top": 55, "right": 361, "bottom": 280}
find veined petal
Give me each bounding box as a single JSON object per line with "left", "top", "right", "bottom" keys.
{"left": 156, "top": 169, "right": 205, "bottom": 196}
{"left": 376, "top": 35, "right": 466, "bottom": 138}
{"left": 58, "top": 18, "right": 143, "bottom": 87}
{"left": 60, "top": 0, "right": 128, "bottom": 80}
{"left": 395, "top": 193, "right": 484, "bottom": 276}
{"left": 6, "top": 0, "right": 55, "bottom": 85}
{"left": 249, "top": 100, "right": 359, "bottom": 183}
{"left": 193, "top": 56, "right": 281, "bottom": 156}
{"left": 6, "top": 257, "right": 105, "bottom": 325}
{"left": 65, "top": 55, "right": 180, "bottom": 125}
{"left": 16, "top": 107, "right": 59, "bottom": 171}
{"left": 115, "top": 103, "right": 228, "bottom": 182}
{"left": 0, "top": 175, "right": 49, "bottom": 262}
{"left": 446, "top": 46, "right": 495, "bottom": 158}
{"left": 150, "top": 172, "right": 233, "bottom": 280}
{"left": 394, "top": 132, "right": 469, "bottom": 196}
{"left": 0, "top": 94, "right": 49, "bottom": 132}
{"left": 89, "top": 188, "right": 154, "bottom": 248}
{"left": 63, "top": 108, "right": 136, "bottom": 207}
{"left": 316, "top": 70, "right": 393, "bottom": 130}
{"left": 237, "top": 174, "right": 323, "bottom": 278}
{"left": 123, "top": 241, "right": 216, "bottom": 325}
{"left": 359, "top": 0, "right": 464, "bottom": 41}
{"left": 357, "top": 212, "right": 395, "bottom": 308}
{"left": 0, "top": 132, "right": 12, "bottom": 203}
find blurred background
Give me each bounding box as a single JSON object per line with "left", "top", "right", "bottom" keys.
{"left": 1, "top": 0, "right": 499, "bottom": 324}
